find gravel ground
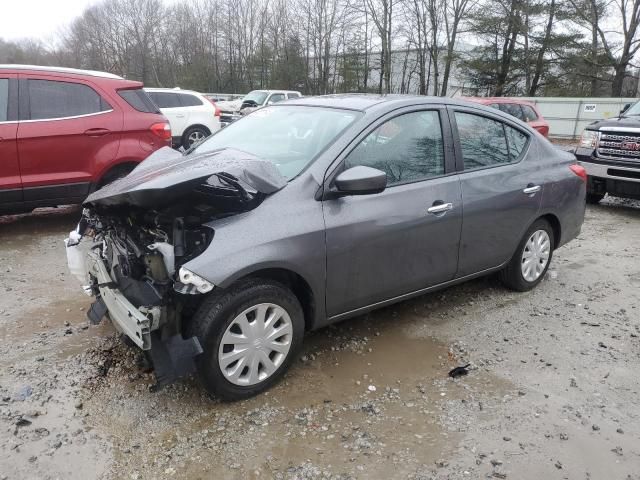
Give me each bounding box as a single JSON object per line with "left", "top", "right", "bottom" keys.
{"left": 0, "top": 197, "right": 639, "bottom": 480}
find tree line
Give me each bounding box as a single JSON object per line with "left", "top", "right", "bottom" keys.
{"left": 1, "top": 0, "right": 640, "bottom": 97}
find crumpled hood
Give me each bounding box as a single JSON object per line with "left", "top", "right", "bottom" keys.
{"left": 84, "top": 147, "right": 287, "bottom": 208}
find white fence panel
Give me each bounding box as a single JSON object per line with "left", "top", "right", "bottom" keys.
{"left": 520, "top": 97, "right": 636, "bottom": 138}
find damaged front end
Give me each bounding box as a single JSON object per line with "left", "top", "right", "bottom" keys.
{"left": 65, "top": 147, "right": 286, "bottom": 388}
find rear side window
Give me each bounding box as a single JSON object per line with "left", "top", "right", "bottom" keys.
{"left": 119, "top": 88, "right": 159, "bottom": 113}
{"left": 455, "top": 112, "right": 529, "bottom": 169}
{"left": 179, "top": 94, "right": 203, "bottom": 107}
{"left": 28, "top": 80, "right": 110, "bottom": 120}
{"left": 505, "top": 126, "right": 529, "bottom": 161}
{"left": 147, "top": 92, "right": 181, "bottom": 108}
{"left": 455, "top": 112, "right": 510, "bottom": 169}
{"left": 498, "top": 103, "right": 525, "bottom": 121}
{"left": 345, "top": 110, "right": 445, "bottom": 185}
{"left": 287, "top": 92, "right": 301, "bottom": 99}
{"left": 0, "top": 79, "right": 8, "bottom": 122}
{"left": 521, "top": 105, "right": 539, "bottom": 121}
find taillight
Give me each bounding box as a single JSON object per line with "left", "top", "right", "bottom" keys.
{"left": 206, "top": 98, "right": 222, "bottom": 117}
{"left": 150, "top": 122, "right": 171, "bottom": 141}
{"left": 569, "top": 164, "right": 587, "bottom": 182}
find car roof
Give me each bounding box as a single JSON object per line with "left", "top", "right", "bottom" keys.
{"left": 464, "top": 96, "right": 537, "bottom": 107}
{"left": 249, "top": 89, "right": 301, "bottom": 94}
{"left": 145, "top": 87, "right": 203, "bottom": 96}
{"left": 0, "top": 64, "right": 124, "bottom": 79}
{"left": 284, "top": 93, "right": 495, "bottom": 112}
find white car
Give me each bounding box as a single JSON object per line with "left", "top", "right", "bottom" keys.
{"left": 145, "top": 88, "right": 221, "bottom": 149}
{"left": 223, "top": 90, "right": 303, "bottom": 124}
{"left": 240, "top": 90, "right": 302, "bottom": 112}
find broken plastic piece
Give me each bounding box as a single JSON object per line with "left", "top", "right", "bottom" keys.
{"left": 448, "top": 363, "right": 471, "bottom": 378}
{"left": 86, "top": 298, "right": 108, "bottom": 325}
{"left": 149, "top": 333, "right": 203, "bottom": 390}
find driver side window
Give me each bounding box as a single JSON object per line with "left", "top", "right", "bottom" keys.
{"left": 344, "top": 110, "right": 445, "bottom": 186}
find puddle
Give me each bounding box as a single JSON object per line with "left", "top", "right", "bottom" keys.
{"left": 83, "top": 304, "right": 512, "bottom": 479}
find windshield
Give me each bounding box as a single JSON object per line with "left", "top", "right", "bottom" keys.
{"left": 243, "top": 90, "right": 268, "bottom": 105}
{"left": 623, "top": 101, "right": 640, "bottom": 116}
{"left": 192, "top": 106, "right": 359, "bottom": 179}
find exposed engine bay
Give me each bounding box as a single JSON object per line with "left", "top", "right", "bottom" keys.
{"left": 65, "top": 146, "right": 287, "bottom": 388}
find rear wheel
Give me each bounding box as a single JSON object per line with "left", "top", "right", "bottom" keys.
{"left": 188, "top": 279, "right": 304, "bottom": 401}
{"left": 500, "top": 219, "right": 554, "bottom": 292}
{"left": 97, "top": 164, "right": 135, "bottom": 189}
{"left": 586, "top": 192, "right": 605, "bottom": 204}
{"left": 182, "top": 126, "right": 210, "bottom": 149}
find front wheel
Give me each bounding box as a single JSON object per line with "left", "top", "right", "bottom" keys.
{"left": 500, "top": 219, "right": 555, "bottom": 292}
{"left": 188, "top": 279, "right": 305, "bottom": 401}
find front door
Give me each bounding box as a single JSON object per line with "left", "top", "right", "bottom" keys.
{"left": 450, "top": 108, "right": 544, "bottom": 276}
{"left": 0, "top": 75, "right": 20, "bottom": 206}
{"left": 324, "top": 108, "right": 462, "bottom": 317}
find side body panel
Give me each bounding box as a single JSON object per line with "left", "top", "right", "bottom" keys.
{"left": 184, "top": 176, "right": 328, "bottom": 326}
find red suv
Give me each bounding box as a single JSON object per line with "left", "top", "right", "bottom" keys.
{"left": 465, "top": 97, "right": 550, "bottom": 137}
{"left": 0, "top": 65, "right": 171, "bottom": 213}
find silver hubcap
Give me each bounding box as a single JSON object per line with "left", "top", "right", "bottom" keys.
{"left": 521, "top": 230, "right": 551, "bottom": 282}
{"left": 188, "top": 130, "right": 205, "bottom": 145}
{"left": 218, "top": 303, "right": 293, "bottom": 386}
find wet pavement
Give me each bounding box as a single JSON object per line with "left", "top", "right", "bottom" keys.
{"left": 0, "top": 199, "right": 639, "bottom": 479}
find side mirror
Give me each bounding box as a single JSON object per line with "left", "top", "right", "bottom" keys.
{"left": 621, "top": 103, "right": 631, "bottom": 115}
{"left": 334, "top": 166, "right": 387, "bottom": 195}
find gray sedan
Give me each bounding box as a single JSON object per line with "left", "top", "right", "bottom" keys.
{"left": 67, "top": 95, "right": 586, "bottom": 400}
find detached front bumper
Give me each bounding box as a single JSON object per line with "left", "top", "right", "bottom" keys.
{"left": 85, "top": 250, "right": 159, "bottom": 350}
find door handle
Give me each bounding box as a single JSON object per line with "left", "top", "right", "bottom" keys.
{"left": 84, "top": 128, "right": 111, "bottom": 137}
{"left": 175, "top": 114, "right": 185, "bottom": 118}
{"left": 427, "top": 202, "right": 453, "bottom": 215}
{"left": 523, "top": 184, "right": 541, "bottom": 195}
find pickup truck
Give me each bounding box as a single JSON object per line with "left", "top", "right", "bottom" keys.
{"left": 575, "top": 102, "right": 640, "bottom": 203}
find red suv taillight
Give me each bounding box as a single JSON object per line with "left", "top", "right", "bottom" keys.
{"left": 569, "top": 164, "right": 587, "bottom": 182}
{"left": 206, "top": 98, "right": 222, "bottom": 117}
{"left": 150, "top": 122, "right": 171, "bottom": 141}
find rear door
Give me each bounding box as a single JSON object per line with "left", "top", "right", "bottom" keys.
{"left": 148, "top": 91, "right": 189, "bottom": 137}
{"left": 17, "top": 75, "right": 122, "bottom": 203}
{"left": 450, "top": 107, "right": 543, "bottom": 276}
{"left": 324, "top": 107, "right": 462, "bottom": 316}
{"left": 0, "top": 74, "right": 20, "bottom": 206}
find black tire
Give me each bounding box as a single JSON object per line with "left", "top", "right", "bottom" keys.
{"left": 188, "top": 279, "right": 305, "bottom": 401}
{"left": 500, "top": 218, "right": 555, "bottom": 292}
{"left": 97, "top": 164, "right": 135, "bottom": 189}
{"left": 182, "top": 126, "right": 210, "bottom": 149}
{"left": 586, "top": 193, "right": 605, "bottom": 204}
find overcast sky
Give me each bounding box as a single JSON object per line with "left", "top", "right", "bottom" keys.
{"left": 1, "top": 0, "right": 97, "bottom": 43}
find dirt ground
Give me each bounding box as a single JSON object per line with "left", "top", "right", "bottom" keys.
{"left": 1, "top": 197, "right": 639, "bottom": 480}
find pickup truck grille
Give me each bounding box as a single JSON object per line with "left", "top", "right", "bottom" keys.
{"left": 597, "top": 132, "right": 640, "bottom": 161}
